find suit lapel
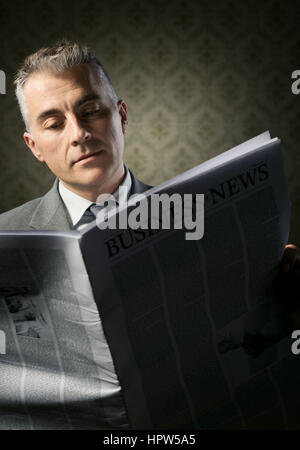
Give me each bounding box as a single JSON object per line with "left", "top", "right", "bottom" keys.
{"left": 29, "top": 179, "right": 72, "bottom": 231}
{"left": 128, "top": 169, "right": 152, "bottom": 194}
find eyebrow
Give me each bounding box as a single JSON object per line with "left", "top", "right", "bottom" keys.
{"left": 76, "top": 94, "right": 101, "bottom": 107}
{"left": 36, "top": 94, "right": 102, "bottom": 124}
{"left": 36, "top": 108, "right": 61, "bottom": 124}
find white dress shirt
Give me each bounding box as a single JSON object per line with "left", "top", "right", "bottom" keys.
{"left": 58, "top": 165, "right": 132, "bottom": 229}
{"left": 58, "top": 166, "right": 132, "bottom": 428}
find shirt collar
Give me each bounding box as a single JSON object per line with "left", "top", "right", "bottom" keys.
{"left": 58, "top": 166, "right": 132, "bottom": 226}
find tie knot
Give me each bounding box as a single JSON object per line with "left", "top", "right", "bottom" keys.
{"left": 74, "top": 204, "right": 98, "bottom": 230}
{"left": 74, "top": 201, "right": 117, "bottom": 230}
{"left": 89, "top": 203, "right": 106, "bottom": 217}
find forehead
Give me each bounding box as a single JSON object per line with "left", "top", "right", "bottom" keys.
{"left": 23, "top": 64, "right": 109, "bottom": 112}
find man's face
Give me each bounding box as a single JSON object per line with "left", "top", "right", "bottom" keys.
{"left": 23, "top": 64, "right": 128, "bottom": 195}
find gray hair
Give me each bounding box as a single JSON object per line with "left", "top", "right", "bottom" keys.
{"left": 14, "top": 39, "right": 118, "bottom": 131}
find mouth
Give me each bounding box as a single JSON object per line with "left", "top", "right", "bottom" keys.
{"left": 74, "top": 150, "right": 104, "bottom": 165}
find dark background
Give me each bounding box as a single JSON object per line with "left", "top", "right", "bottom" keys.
{"left": 0, "top": 0, "right": 299, "bottom": 242}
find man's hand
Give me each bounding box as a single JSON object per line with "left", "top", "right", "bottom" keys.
{"left": 281, "top": 244, "right": 300, "bottom": 278}
{"left": 273, "top": 244, "right": 300, "bottom": 330}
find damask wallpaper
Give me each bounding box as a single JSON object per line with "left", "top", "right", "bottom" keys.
{"left": 0, "top": 0, "right": 299, "bottom": 242}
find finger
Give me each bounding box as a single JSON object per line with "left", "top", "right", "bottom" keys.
{"left": 282, "top": 244, "right": 299, "bottom": 272}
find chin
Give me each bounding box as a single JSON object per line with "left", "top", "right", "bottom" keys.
{"left": 82, "top": 168, "right": 113, "bottom": 187}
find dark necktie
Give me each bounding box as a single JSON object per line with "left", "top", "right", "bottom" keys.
{"left": 74, "top": 203, "right": 116, "bottom": 230}
{"left": 74, "top": 203, "right": 106, "bottom": 230}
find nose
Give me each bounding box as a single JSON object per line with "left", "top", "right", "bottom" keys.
{"left": 69, "top": 115, "right": 91, "bottom": 146}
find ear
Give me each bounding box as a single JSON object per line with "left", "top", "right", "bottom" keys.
{"left": 117, "top": 100, "right": 128, "bottom": 134}
{"left": 24, "top": 132, "right": 45, "bottom": 162}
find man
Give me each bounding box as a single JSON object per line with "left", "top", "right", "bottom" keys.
{"left": 0, "top": 40, "right": 154, "bottom": 430}
{"left": 0, "top": 40, "right": 299, "bottom": 429}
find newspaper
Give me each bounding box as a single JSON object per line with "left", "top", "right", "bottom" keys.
{"left": 0, "top": 131, "right": 293, "bottom": 429}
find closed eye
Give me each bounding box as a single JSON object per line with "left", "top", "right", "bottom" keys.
{"left": 47, "top": 122, "right": 63, "bottom": 130}
{"left": 82, "top": 109, "right": 101, "bottom": 117}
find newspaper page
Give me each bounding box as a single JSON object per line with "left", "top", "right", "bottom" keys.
{"left": 80, "top": 132, "right": 293, "bottom": 429}
{"left": 0, "top": 232, "right": 130, "bottom": 429}
{"left": 0, "top": 132, "right": 293, "bottom": 429}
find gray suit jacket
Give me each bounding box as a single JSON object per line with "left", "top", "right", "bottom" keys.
{"left": 0, "top": 170, "right": 152, "bottom": 231}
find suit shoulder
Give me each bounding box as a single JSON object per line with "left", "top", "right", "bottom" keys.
{"left": 0, "top": 196, "right": 42, "bottom": 230}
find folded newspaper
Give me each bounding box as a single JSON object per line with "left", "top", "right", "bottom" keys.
{"left": 0, "top": 131, "right": 294, "bottom": 429}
